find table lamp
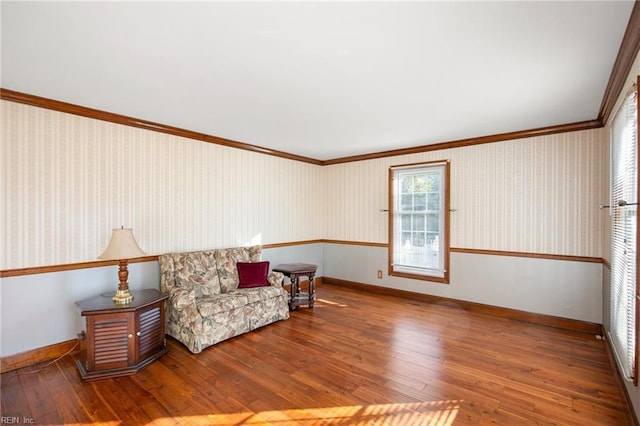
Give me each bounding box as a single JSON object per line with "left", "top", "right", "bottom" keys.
{"left": 98, "top": 227, "right": 146, "bottom": 304}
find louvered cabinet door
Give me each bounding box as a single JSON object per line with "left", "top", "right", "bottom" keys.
{"left": 85, "top": 312, "right": 135, "bottom": 372}
{"left": 135, "top": 301, "right": 166, "bottom": 364}
{"left": 76, "top": 289, "right": 168, "bottom": 380}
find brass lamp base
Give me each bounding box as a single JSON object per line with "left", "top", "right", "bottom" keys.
{"left": 113, "top": 288, "right": 134, "bottom": 304}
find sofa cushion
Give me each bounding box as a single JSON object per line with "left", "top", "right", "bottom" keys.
{"left": 227, "top": 286, "right": 286, "bottom": 304}
{"left": 196, "top": 293, "right": 250, "bottom": 317}
{"left": 197, "top": 287, "right": 286, "bottom": 318}
{"left": 214, "top": 246, "right": 262, "bottom": 292}
{"left": 237, "top": 261, "right": 270, "bottom": 288}
{"left": 173, "top": 251, "right": 221, "bottom": 298}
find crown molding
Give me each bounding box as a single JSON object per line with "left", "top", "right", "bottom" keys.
{"left": 0, "top": 87, "right": 605, "bottom": 166}
{"left": 3, "top": 0, "right": 639, "bottom": 168}
{"left": 321, "top": 120, "right": 603, "bottom": 165}
{"left": 598, "top": 0, "right": 640, "bottom": 126}
{"left": 0, "top": 88, "right": 322, "bottom": 166}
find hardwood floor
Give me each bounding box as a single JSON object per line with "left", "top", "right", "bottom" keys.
{"left": 1, "top": 284, "right": 635, "bottom": 425}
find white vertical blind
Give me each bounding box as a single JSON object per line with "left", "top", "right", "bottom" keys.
{"left": 610, "top": 86, "right": 638, "bottom": 381}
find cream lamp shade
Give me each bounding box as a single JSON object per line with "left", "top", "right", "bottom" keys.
{"left": 98, "top": 227, "right": 146, "bottom": 304}
{"left": 98, "top": 227, "right": 146, "bottom": 260}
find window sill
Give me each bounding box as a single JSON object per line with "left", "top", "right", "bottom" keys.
{"left": 389, "top": 269, "right": 449, "bottom": 284}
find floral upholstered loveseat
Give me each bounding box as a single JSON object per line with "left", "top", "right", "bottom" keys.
{"left": 159, "top": 246, "right": 289, "bottom": 353}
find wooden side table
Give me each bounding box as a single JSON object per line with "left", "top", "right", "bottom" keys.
{"left": 272, "top": 263, "right": 317, "bottom": 310}
{"left": 76, "top": 289, "right": 168, "bottom": 380}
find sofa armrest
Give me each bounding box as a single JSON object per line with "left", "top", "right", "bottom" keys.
{"left": 165, "top": 287, "right": 204, "bottom": 330}
{"left": 167, "top": 287, "right": 198, "bottom": 312}
{"left": 267, "top": 271, "right": 285, "bottom": 288}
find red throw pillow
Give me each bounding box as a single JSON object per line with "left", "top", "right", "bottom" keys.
{"left": 237, "top": 261, "right": 270, "bottom": 288}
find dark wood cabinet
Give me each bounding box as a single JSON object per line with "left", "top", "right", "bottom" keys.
{"left": 76, "top": 289, "right": 168, "bottom": 380}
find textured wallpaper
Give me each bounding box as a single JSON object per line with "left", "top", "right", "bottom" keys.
{"left": 1, "top": 101, "right": 324, "bottom": 269}
{"left": 323, "top": 128, "right": 606, "bottom": 257}
{"left": 1, "top": 99, "right": 607, "bottom": 269}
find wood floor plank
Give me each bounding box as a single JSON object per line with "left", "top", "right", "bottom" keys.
{"left": 158, "top": 348, "right": 251, "bottom": 415}
{"left": 56, "top": 355, "right": 120, "bottom": 423}
{"left": 479, "top": 407, "right": 553, "bottom": 426}
{"left": 131, "top": 360, "right": 214, "bottom": 418}
{"left": 38, "top": 362, "right": 91, "bottom": 424}
{"left": 16, "top": 366, "right": 63, "bottom": 424}
{"left": 0, "top": 371, "right": 32, "bottom": 422}
{"left": 0, "top": 283, "right": 635, "bottom": 425}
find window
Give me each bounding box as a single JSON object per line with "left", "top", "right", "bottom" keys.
{"left": 389, "top": 161, "right": 450, "bottom": 283}
{"left": 610, "top": 82, "right": 638, "bottom": 385}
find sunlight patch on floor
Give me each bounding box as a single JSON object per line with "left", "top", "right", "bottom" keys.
{"left": 315, "top": 298, "right": 349, "bottom": 308}
{"left": 135, "top": 399, "right": 461, "bottom": 425}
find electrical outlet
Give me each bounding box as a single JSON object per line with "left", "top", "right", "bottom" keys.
{"left": 377, "top": 270, "right": 383, "bottom": 279}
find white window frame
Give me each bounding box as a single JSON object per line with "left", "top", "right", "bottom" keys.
{"left": 388, "top": 160, "right": 450, "bottom": 283}
{"left": 609, "top": 81, "right": 638, "bottom": 385}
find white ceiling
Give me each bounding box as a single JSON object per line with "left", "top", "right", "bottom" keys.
{"left": 1, "top": 1, "right": 635, "bottom": 161}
